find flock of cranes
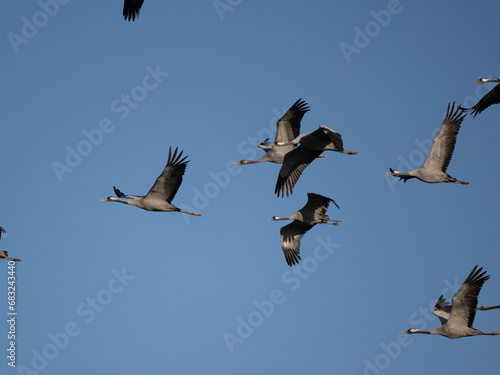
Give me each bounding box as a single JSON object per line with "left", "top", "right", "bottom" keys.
{"left": 96, "top": 87, "right": 500, "bottom": 340}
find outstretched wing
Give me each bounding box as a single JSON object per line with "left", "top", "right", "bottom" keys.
{"left": 147, "top": 147, "right": 189, "bottom": 203}
{"left": 470, "top": 83, "right": 500, "bottom": 117}
{"left": 0, "top": 227, "right": 5, "bottom": 240}
{"left": 275, "top": 99, "right": 310, "bottom": 143}
{"left": 422, "top": 102, "right": 466, "bottom": 173}
{"left": 280, "top": 220, "right": 314, "bottom": 266}
{"left": 448, "top": 265, "right": 490, "bottom": 328}
{"left": 275, "top": 146, "right": 322, "bottom": 198}
{"left": 300, "top": 193, "right": 339, "bottom": 223}
{"left": 433, "top": 295, "right": 452, "bottom": 325}
{"left": 123, "top": 0, "right": 144, "bottom": 21}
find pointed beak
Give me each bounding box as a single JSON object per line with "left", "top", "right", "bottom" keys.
{"left": 234, "top": 162, "right": 242, "bottom": 166}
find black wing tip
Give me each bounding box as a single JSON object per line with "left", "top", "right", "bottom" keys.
{"left": 291, "top": 98, "right": 310, "bottom": 113}
{"left": 168, "top": 147, "right": 189, "bottom": 166}
{"left": 113, "top": 186, "right": 126, "bottom": 198}
{"left": 286, "top": 253, "right": 301, "bottom": 267}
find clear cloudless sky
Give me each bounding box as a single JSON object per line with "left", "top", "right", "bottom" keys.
{"left": 1, "top": 1, "right": 500, "bottom": 374}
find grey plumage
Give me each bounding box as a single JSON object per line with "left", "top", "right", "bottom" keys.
{"left": 275, "top": 125, "right": 357, "bottom": 197}
{"left": 386, "top": 102, "right": 470, "bottom": 185}
{"left": 401, "top": 266, "right": 500, "bottom": 339}
{"left": 235, "top": 99, "right": 310, "bottom": 166}
{"left": 269, "top": 193, "right": 341, "bottom": 266}
{"left": 123, "top": 0, "right": 144, "bottom": 21}
{"left": 101, "top": 147, "right": 201, "bottom": 216}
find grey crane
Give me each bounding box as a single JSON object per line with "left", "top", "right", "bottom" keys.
{"left": 235, "top": 99, "right": 313, "bottom": 166}
{"left": 123, "top": 0, "right": 144, "bottom": 21}
{"left": 0, "top": 251, "right": 22, "bottom": 262}
{"left": 401, "top": 265, "right": 500, "bottom": 339}
{"left": 275, "top": 125, "right": 357, "bottom": 197}
{"left": 101, "top": 147, "right": 201, "bottom": 216}
{"left": 386, "top": 102, "right": 470, "bottom": 185}
{"left": 269, "top": 193, "right": 341, "bottom": 266}
{"left": 463, "top": 77, "right": 500, "bottom": 117}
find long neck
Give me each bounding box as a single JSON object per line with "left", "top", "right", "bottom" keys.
{"left": 271, "top": 216, "right": 290, "bottom": 221}
{"left": 406, "top": 329, "right": 432, "bottom": 335}
{"left": 111, "top": 198, "right": 131, "bottom": 205}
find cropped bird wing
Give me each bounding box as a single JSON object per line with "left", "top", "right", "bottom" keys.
{"left": 433, "top": 295, "right": 452, "bottom": 325}
{"left": 0, "top": 250, "right": 8, "bottom": 258}
{"left": 448, "top": 265, "right": 490, "bottom": 328}
{"left": 274, "top": 99, "right": 310, "bottom": 143}
{"left": 422, "top": 102, "right": 466, "bottom": 173}
{"left": 301, "top": 193, "right": 339, "bottom": 222}
{"left": 280, "top": 220, "right": 314, "bottom": 266}
{"left": 257, "top": 138, "right": 272, "bottom": 152}
{"left": 0, "top": 227, "right": 5, "bottom": 240}
{"left": 470, "top": 83, "right": 500, "bottom": 117}
{"left": 147, "top": 147, "right": 189, "bottom": 203}
{"left": 275, "top": 146, "right": 322, "bottom": 198}
{"left": 123, "top": 0, "right": 144, "bottom": 21}
{"left": 113, "top": 186, "right": 141, "bottom": 199}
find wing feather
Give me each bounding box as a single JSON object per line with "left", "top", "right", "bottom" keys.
{"left": 147, "top": 147, "right": 189, "bottom": 203}
{"left": 433, "top": 295, "right": 452, "bottom": 325}
{"left": 123, "top": 0, "right": 145, "bottom": 21}
{"left": 275, "top": 146, "right": 322, "bottom": 197}
{"left": 280, "top": 221, "right": 313, "bottom": 266}
{"left": 422, "top": 102, "right": 466, "bottom": 173}
{"left": 448, "top": 265, "right": 490, "bottom": 328}
{"left": 470, "top": 83, "right": 500, "bottom": 117}
{"left": 274, "top": 99, "right": 310, "bottom": 143}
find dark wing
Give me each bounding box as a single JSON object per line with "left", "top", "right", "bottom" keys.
{"left": 113, "top": 186, "right": 141, "bottom": 199}
{"left": 470, "top": 83, "right": 500, "bottom": 117}
{"left": 448, "top": 265, "right": 490, "bottom": 328}
{"left": 0, "top": 250, "right": 8, "bottom": 258}
{"left": 0, "top": 227, "right": 5, "bottom": 240}
{"left": 433, "top": 295, "right": 452, "bottom": 325}
{"left": 274, "top": 99, "right": 310, "bottom": 143}
{"left": 275, "top": 146, "right": 322, "bottom": 198}
{"left": 280, "top": 220, "right": 314, "bottom": 266}
{"left": 301, "top": 193, "right": 339, "bottom": 223}
{"left": 422, "top": 102, "right": 466, "bottom": 173}
{"left": 318, "top": 125, "right": 344, "bottom": 152}
{"left": 146, "top": 147, "right": 189, "bottom": 203}
{"left": 123, "top": 0, "right": 144, "bottom": 21}
{"left": 113, "top": 186, "right": 126, "bottom": 198}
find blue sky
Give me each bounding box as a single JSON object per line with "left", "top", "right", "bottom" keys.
{"left": 1, "top": 1, "right": 500, "bottom": 374}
